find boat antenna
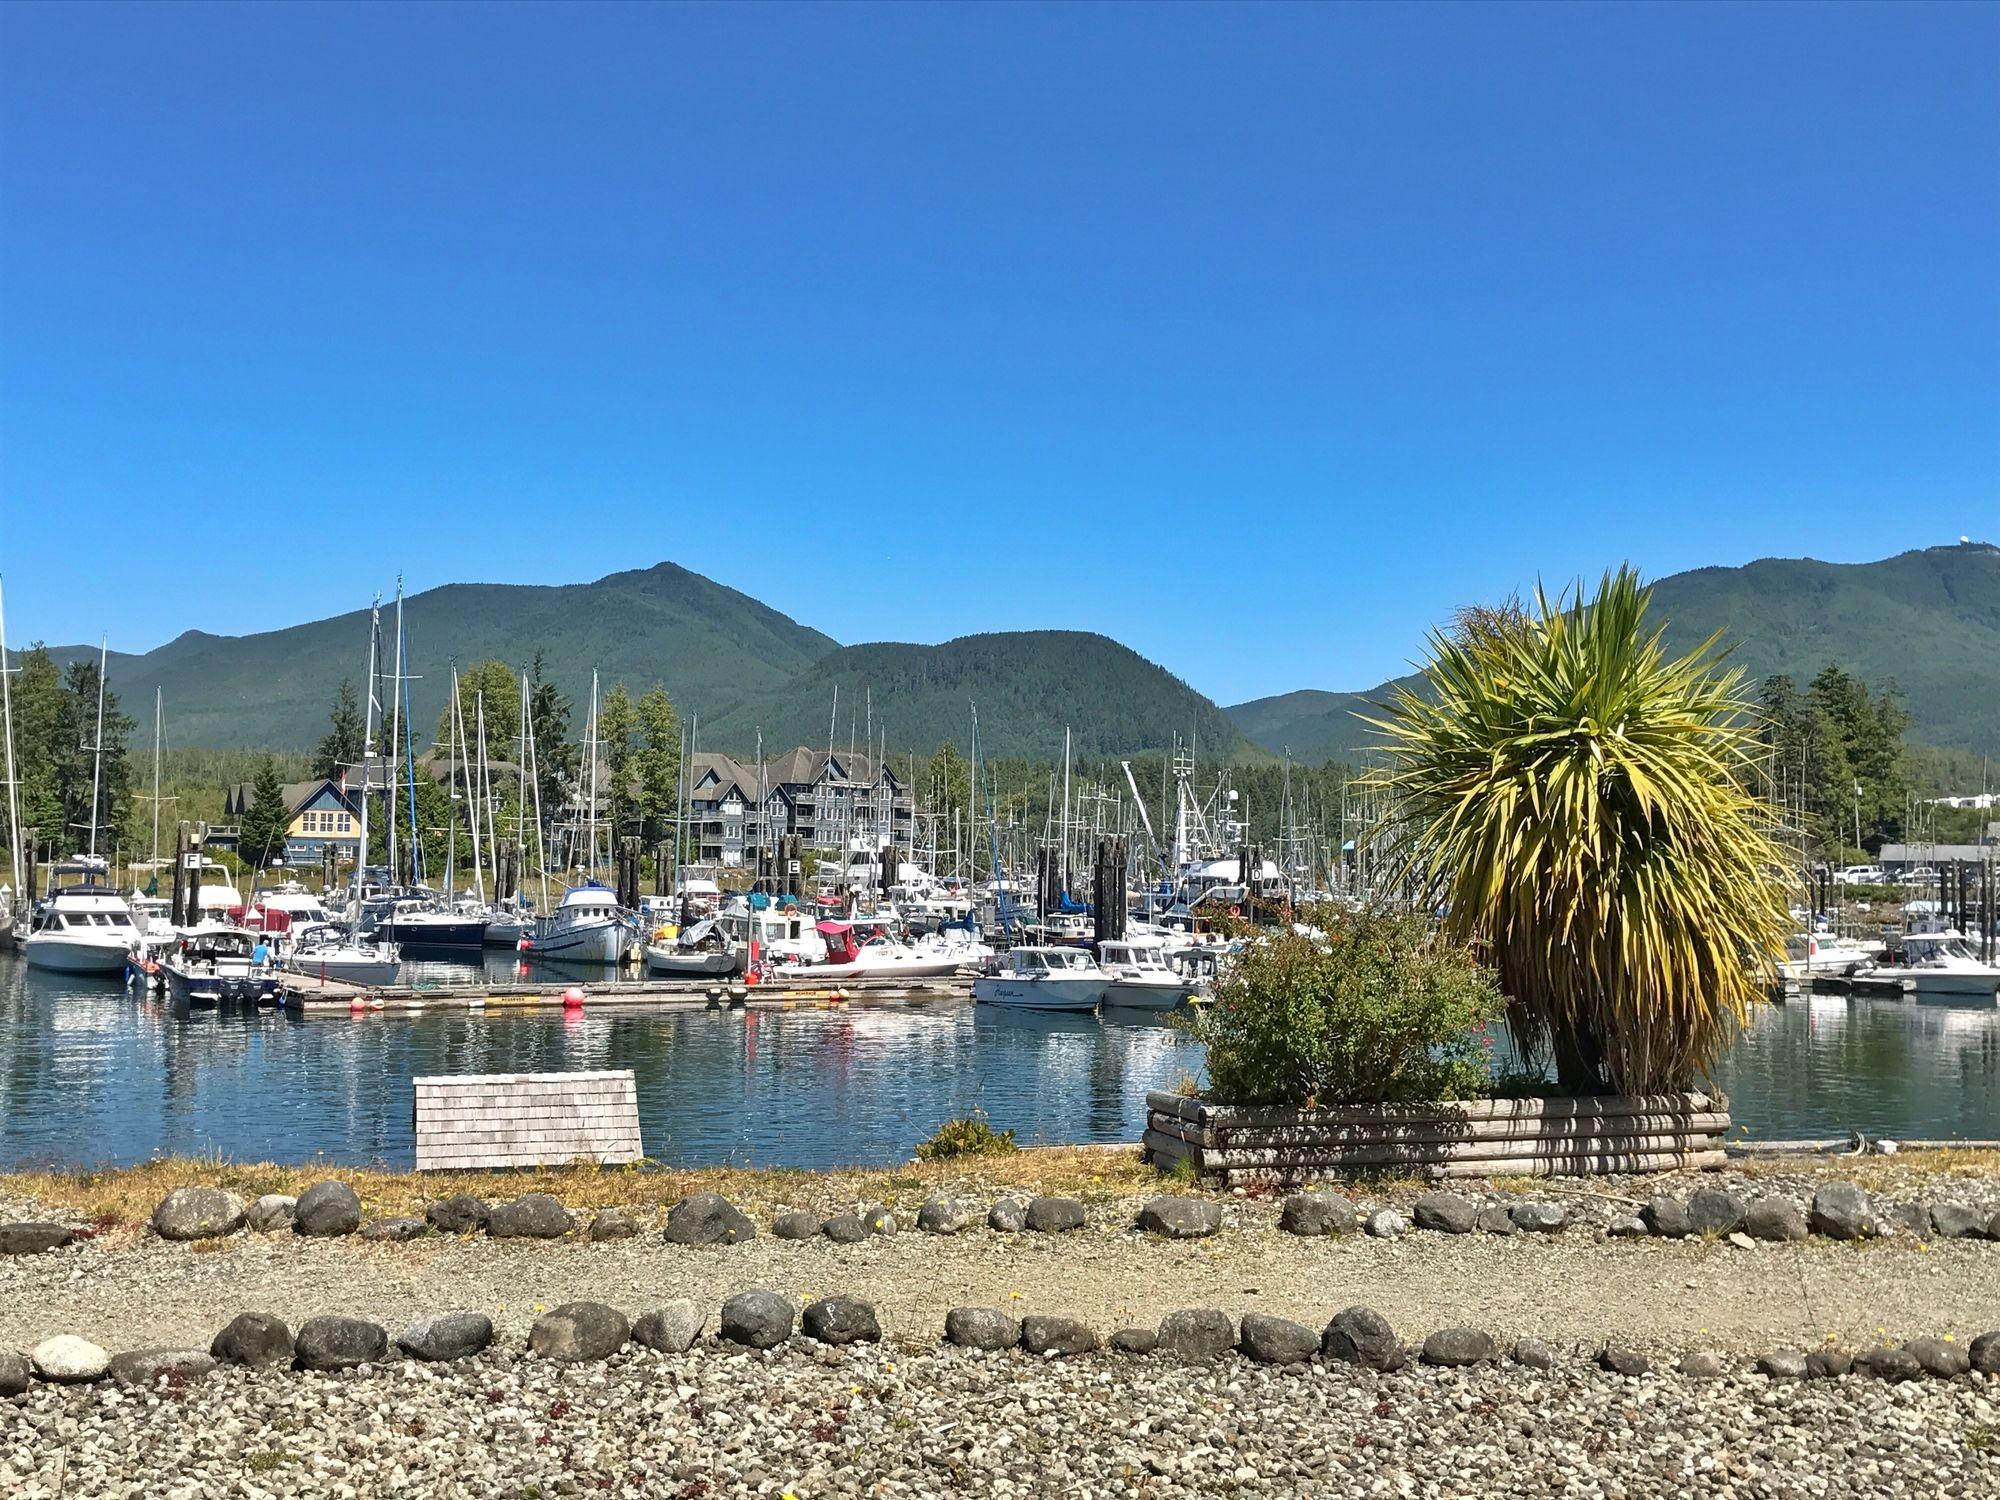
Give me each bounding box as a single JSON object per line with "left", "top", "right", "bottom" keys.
{"left": 0, "top": 576, "right": 22, "bottom": 899}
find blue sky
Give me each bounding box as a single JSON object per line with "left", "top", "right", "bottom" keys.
{"left": 3, "top": 2, "right": 1995, "bottom": 703}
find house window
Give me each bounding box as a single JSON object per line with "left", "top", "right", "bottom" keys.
{"left": 339, "top": 813, "right": 352, "bottom": 833}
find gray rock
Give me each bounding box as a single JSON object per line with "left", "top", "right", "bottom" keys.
{"left": 822, "top": 1213, "right": 867, "bottom": 1244}
{"left": 1883, "top": 1200, "right": 1932, "bottom": 1237}
{"left": 293, "top": 1181, "right": 362, "bottom": 1238}
{"left": 1021, "top": 1315, "right": 1097, "bottom": 1355}
{"left": 803, "top": 1296, "right": 881, "bottom": 1345}
{"left": 1238, "top": 1313, "right": 1319, "bottom": 1366}
{"left": 1806, "top": 1349, "right": 1853, "bottom": 1379}
{"left": 107, "top": 1348, "right": 216, "bottom": 1388}
{"left": 292, "top": 1316, "right": 387, "bottom": 1372}
{"left": 1364, "top": 1208, "right": 1406, "bottom": 1239}
{"left": 0, "top": 1350, "right": 29, "bottom": 1397}
{"left": 588, "top": 1208, "right": 639, "bottom": 1242}
{"left": 632, "top": 1300, "right": 705, "bottom": 1354}
{"left": 0, "top": 1222, "right": 74, "bottom": 1256}
{"left": 1927, "top": 1203, "right": 1986, "bottom": 1239}
{"left": 1756, "top": 1349, "right": 1808, "bottom": 1379}
{"left": 719, "top": 1289, "right": 794, "bottom": 1349}
{"left": 944, "top": 1307, "right": 1021, "bottom": 1351}
{"left": 1641, "top": 1194, "right": 1689, "bottom": 1238}
{"left": 1684, "top": 1187, "right": 1745, "bottom": 1237}
{"left": 1475, "top": 1202, "right": 1518, "bottom": 1235}
{"left": 31, "top": 1335, "right": 108, "bottom": 1383}
{"left": 1509, "top": 1201, "right": 1566, "bottom": 1234}
{"left": 246, "top": 1195, "right": 297, "bottom": 1233}
{"left": 1743, "top": 1197, "right": 1807, "bottom": 1243}
{"left": 1156, "top": 1308, "right": 1235, "bottom": 1363}
{"left": 396, "top": 1312, "right": 492, "bottom": 1362}
{"left": 1511, "top": 1336, "right": 1558, "bottom": 1370}
{"left": 1025, "top": 1196, "right": 1086, "bottom": 1233}
{"left": 489, "top": 1193, "right": 575, "bottom": 1240}
{"left": 1321, "top": 1306, "right": 1404, "bottom": 1371}
{"left": 1854, "top": 1345, "right": 1922, "bottom": 1381}
{"left": 1905, "top": 1337, "right": 1970, "bottom": 1378}
{"left": 1808, "top": 1182, "right": 1875, "bottom": 1241}
{"left": 1597, "top": 1347, "right": 1651, "bottom": 1377}
{"left": 210, "top": 1312, "right": 293, "bottom": 1367}
{"left": 662, "top": 1191, "right": 755, "bottom": 1246}
{"left": 424, "top": 1194, "right": 488, "bottom": 1235}
{"left": 772, "top": 1212, "right": 823, "bottom": 1240}
{"left": 916, "top": 1196, "right": 968, "bottom": 1235}
{"left": 987, "top": 1197, "right": 1029, "bottom": 1232}
{"left": 1109, "top": 1328, "right": 1157, "bottom": 1355}
{"left": 1279, "top": 1192, "right": 1356, "bottom": 1236}
{"left": 528, "top": 1302, "right": 629, "bottom": 1362}
{"left": 360, "top": 1216, "right": 427, "bottom": 1243}
{"left": 1420, "top": 1327, "right": 1497, "bottom": 1367}
{"left": 861, "top": 1204, "right": 897, "bottom": 1237}
{"left": 1136, "top": 1195, "right": 1223, "bottom": 1239}
{"left": 1990, "top": 1210, "right": 2000, "bottom": 1242}
{"left": 152, "top": 1187, "right": 246, "bottom": 1242}
{"left": 1680, "top": 1350, "right": 1729, "bottom": 1378}
{"left": 1607, "top": 1215, "right": 1648, "bottom": 1239}
{"left": 1412, "top": 1192, "right": 1478, "bottom": 1234}
{"left": 1967, "top": 1331, "right": 2000, "bottom": 1375}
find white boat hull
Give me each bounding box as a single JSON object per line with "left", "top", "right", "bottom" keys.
{"left": 483, "top": 918, "right": 530, "bottom": 947}
{"left": 645, "top": 944, "right": 739, "bottom": 977}
{"left": 1101, "top": 978, "right": 1194, "bottom": 1011}
{"left": 23, "top": 933, "right": 132, "bottom": 974}
{"left": 284, "top": 953, "right": 402, "bottom": 987}
{"left": 973, "top": 975, "right": 1103, "bottom": 1011}
{"left": 528, "top": 916, "right": 633, "bottom": 965}
{"left": 1885, "top": 970, "right": 2000, "bottom": 998}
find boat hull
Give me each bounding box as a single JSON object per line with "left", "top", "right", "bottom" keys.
{"left": 163, "top": 966, "right": 279, "bottom": 1007}
{"left": 972, "top": 975, "right": 1103, "bottom": 1011}
{"left": 284, "top": 954, "right": 402, "bottom": 987}
{"left": 23, "top": 934, "right": 132, "bottom": 975}
{"left": 645, "top": 945, "right": 739, "bottom": 977}
{"left": 380, "top": 918, "right": 487, "bottom": 954}
{"left": 527, "top": 917, "right": 634, "bottom": 965}
{"left": 1101, "top": 978, "right": 1194, "bottom": 1011}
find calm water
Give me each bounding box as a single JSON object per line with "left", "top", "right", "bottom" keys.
{"left": 1, "top": 952, "right": 1995, "bottom": 1169}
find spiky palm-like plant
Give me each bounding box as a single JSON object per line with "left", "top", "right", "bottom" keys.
{"left": 1367, "top": 568, "right": 1790, "bottom": 1096}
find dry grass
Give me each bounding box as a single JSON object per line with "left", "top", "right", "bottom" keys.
{"left": 0, "top": 1146, "right": 1162, "bottom": 1233}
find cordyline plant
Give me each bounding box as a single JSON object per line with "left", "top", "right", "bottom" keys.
{"left": 1365, "top": 567, "right": 1791, "bottom": 1096}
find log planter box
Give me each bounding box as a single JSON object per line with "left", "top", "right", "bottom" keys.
{"left": 1143, "top": 1090, "right": 1729, "bottom": 1187}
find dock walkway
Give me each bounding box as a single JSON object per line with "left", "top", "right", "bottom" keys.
{"left": 279, "top": 971, "right": 974, "bottom": 1014}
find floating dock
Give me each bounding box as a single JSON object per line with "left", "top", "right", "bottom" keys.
{"left": 279, "top": 971, "right": 976, "bottom": 1015}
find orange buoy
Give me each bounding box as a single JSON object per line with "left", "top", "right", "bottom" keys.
{"left": 561, "top": 986, "right": 586, "bottom": 1009}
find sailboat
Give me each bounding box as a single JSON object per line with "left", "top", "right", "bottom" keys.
{"left": 0, "top": 577, "right": 24, "bottom": 946}
{"left": 524, "top": 671, "right": 635, "bottom": 965}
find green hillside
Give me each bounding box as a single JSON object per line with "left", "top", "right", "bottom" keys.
{"left": 1229, "top": 541, "right": 2000, "bottom": 763}
{"left": 701, "top": 632, "right": 1257, "bottom": 762}
{"left": 46, "top": 563, "right": 834, "bottom": 750}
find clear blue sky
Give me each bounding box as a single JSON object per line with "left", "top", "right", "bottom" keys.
{"left": 3, "top": 2, "right": 1995, "bottom": 703}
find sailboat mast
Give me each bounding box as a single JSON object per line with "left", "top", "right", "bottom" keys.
{"left": 451, "top": 667, "right": 483, "bottom": 903}
{"left": 585, "top": 670, "right": 601, "bottom": 880}
{"left": 355, "top": 598, "right": 379, "bottom": 906}
{"left": 0, "top": 577, "right": 22, "bottom": 898}
{"left": 387, "top": 584, "right": 404, "bottom": 884}
{"left": 150, "top": 689, "right": 163, "bottom": 871}
{"left": 87, "top": 638, "right": 107, "bottom": 860}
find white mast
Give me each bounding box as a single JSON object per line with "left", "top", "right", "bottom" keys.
{"left": 1059, "top": 725, "right": 1072, "bottom": 893}
{"left": 149, "top": 689, "right": 163, "bottom": 873}
{"left": 87, "top": 638, "right": 108, "bottom": 860}
{"left": 450, "top": 666, "right": 484, "bottom": 903}
{"left": 387, "top": 582, "right": 404, "bottom": 885}
{"left": 584, "top": 670, "right": 601, "bottom": 880}
{"left": 354, "top": 597, "right": 380, "bottom": 907}
{"left": 520, "top": 667, "right": 550, "bottom": 911}
{"left": 0, "top": 577, "right": 21, "bottom": 898}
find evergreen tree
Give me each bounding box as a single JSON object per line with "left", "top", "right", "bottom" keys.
{"left": 634, "top": 686, "right": 682, "bottom": 844}
{"left": 313, "top": 678, "right": 365, "bottom": 780}
{"left": 526, "top": 652, "right": 575, "bottom": 817}
{"left": 433, "top": 660, "right": 520, "bottom": 750}
{"left": 50, "top": 658, "right": 135, "bottom": 856}
{"left": 7, "top": 646, "right": 65, "bottom": 857}
{"left": 237, "top": 759, "right": 291, "bottom": 871}
{"left": 597, "top": 683, "right": 639, "bottom": 842}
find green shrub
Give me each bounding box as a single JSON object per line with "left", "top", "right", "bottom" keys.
{"left": 1184, "top": 906, "right": 1504, "bottom": 1108}
{"left": 915, "top": 1112, "right": 1018, "bottom": 1161}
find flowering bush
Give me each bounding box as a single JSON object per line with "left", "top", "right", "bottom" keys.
{"left": 1185, "top": 907, "right": 1504, "bottom": 1108}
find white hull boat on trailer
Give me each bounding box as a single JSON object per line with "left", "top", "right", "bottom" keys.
{"left": 526, "top": 881, "right": 636, "bottom": 966}
{"left": 972, "top": 946, "right": 1107, "bottom": 1011}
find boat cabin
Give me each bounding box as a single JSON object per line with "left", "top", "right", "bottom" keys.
{"left": 1004, "top": 946, "right": 1102, "bottom": 977}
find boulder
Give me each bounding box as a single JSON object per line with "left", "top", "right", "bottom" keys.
{"left": 1883, "top": 1201, "right": 1932, "bottom": 1237}
{"left": 1509, "top": 1201, "right": 1566, "bottom": 1234}
{"left": 293, "top": 1181, "right": 362, "bottom": 1238}
{"left": 772, "top": 1211, "right": 823, "bottom": 1241}
{"left": 1607, "top": 1216, "right": 1648, "bottom": 1239}
{"left": 1805, "top": 1349, "right": 1853, "bottom": 1379}
{"left": 1905, "top": 1337, "right": 1970, "bottom": 1378}
{"left": 489, "top": 1194, "right": 575, "bottom": 1240}
{"left": 1136, "top": 1195, "right": 1224, "bottom": 1239}
{"left": 1990, "top": 1210, "right": 2000, "bottom": 1242}
{"left": 210, "top": 1312, "right": 293, "bottom": 1367}
{"left": 944, "top": 1307, "right": 1021, "bottom": 1351}
{"left": 861, "top": 1205, "right": 898, "bottom": 1237}
{"left": 0, "top": 1350, "right": 29, "bottom": 1398}
{"left": 293, "top": 1316, "right": 387, "bottom": 1372}
{"left": 1363, "top": 1209, "right": 1406, "bottom": 1239}
{"left": 1411, "top": 1193, "right": 1478, "bottom": 1235}
{"left": 1743, "top": 1198, "right": 1807, "bottom": 1243}
{"left": 1156, "top": 1308, "right": 1235, "bottom": 1364}
{"left": 1967, "top": 1331, "right": 2000, "bottom": 1375}
{"left": 360, "top": 1217, "right": 427, "bottom": 1243}
{"left": 803, "top": 1296, "right": 881, "bottom": 1345}
{"left": 1679, "top": 1350, "right": 1729, "bottom": 1379}
{"left": 1420, "top": 1327, "right": 1497, "bottom": 1367}
{"left": 1854, "top": 1346, "right": 1922, "bottom": 1381}
{"left": 1021, "top": 1315, "right": 1098, "bottom": 1356}
{"left": 1321, "top": 1306, "right": 1404, "bottom": 1371}
{"left": 1279, "top": 1193, "right": 1355, "bottom": 1236}
{"left": 152, "top": 1187, "right": 246, "bottom": 1242}
{"left": 1927, "top": 1204, "right": 1986, "bottom": 1240}
{"left": 1596, "top": 1347, "right": 1651, "bottom": 1377}
{"left": 588, "top": 1209, "right": 639, "bottom": 1243}
{"left": 424, "top": 1194, "right": 489, "bottom": 1235}
{"left": 822, "top": 1214, "right": 868, "bottom": 1244}
{"left": 662, "top": 1192, "right": 754, "bottom": 1246}
{"left": 719, "top": 1290, "right": 795, "bottom": 1349}
{"left": 1025, "top": 1197, "right": 1086, "bottom": 1233}
{"left": 0, "top": 1222, "right": 74, "bottom": 1256}
{"left": 1683, "top": 1188, "right": 1745, "bottom": 1237}
{"left": 396, "top": 1312, "right": 493, "bottom": 1362}
{"left": 1807, "top": 1183, "right": 1875, "bottom": 1241}
{"left": 108, "top": 1348, "right": 216, "bottom": 1388}
{"left": 1640, "top": 1195, "right": 1689, "bottom": 1238}
{"left": 246, "top": 1195, "right": 298, "bottom": 1233}
{"left": 987, "top": 1197, "right": 1029, "bottom": 1232}
{"left": 1238, "top": 1313, "right": 1319, "bottom": 1366}
{"left": 1110, "top": 1328, "right": 1158, "bottom": 1355}
{"left": 31, "top": 1335, "right": 108, "bottom": 1384}
{"left": 916, "top": 1196, "right": 969, "bottom": 1235}
{"left": 1511, "top": 1336, "right": 1558, "bottom": 1370}
{"left": 1475, "top": 1202, "right": 1518, "bottom": 1235}
{"left": 632, "top": 1300, "right": 705, "bottom": 1354}
{"left": 529, "top": 1302, "right": 630, "bottom": 1362}
{"left": 1755, "top": 1349, "right": 1807, "bottom": 1379}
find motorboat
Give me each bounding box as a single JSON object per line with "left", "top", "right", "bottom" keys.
{"left": 1859, "top": 932, "right": 2000, "bottom": 999}
{"left": 476, "top": 896, "right": 536, "bottom": 947}
{"left": 525, "top": 881, "right": 635, "bottom": 965}
{"left": 159, "top": 926, "right": 280, "bottom": 1006}
{"left": 361, "top": 892, "right": 488, "bottom": 955}
{"left": 645, "top": 916, "right": 741, "bottom": 977}
{"left": 282, "top": 924, "right": 402, "bottom": 987}
{"left": 1777, "top": 929, "right": 1886, "bottom": 981}
{"left": 1097, "top": 938, "right": 1200, "bottom": 1010}
{"left": 23, "top": 862, "right": 139, "bottom": 975}
{"left": 972, "top": 946, "right": 1107, "bottom": 1011}
{"left": 771, "top": 921, "right": 985, "bottom": 980}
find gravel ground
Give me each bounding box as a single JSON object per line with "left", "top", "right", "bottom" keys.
{"left": 4, "top": 1339, "right": 1995, "bottom": 1499}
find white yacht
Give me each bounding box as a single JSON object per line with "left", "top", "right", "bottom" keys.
{"left": 972, "top": 946, "right": 1107, "bottom": 1011}
{"left": 525, "top": 881, "right": 635, "bottom": 965}
{"left": 1096, "top": 939, "right": 1199, "bottom": 1010}
{"left": 1861, "top": 932, "right": 2000, "bottom": 999}
{"left": 282, "top": 924, "right": 401, "bottom": 987}
{"left": 188, "top": 858, "right": 244, "bottom": 927}
{"left": 23, "top": 862, "right": 140, "bottom": 975}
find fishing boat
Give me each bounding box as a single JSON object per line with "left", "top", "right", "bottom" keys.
{"left": 525, "top": 881, "right": 635, "bottom": 965}
{"left": 159, "top": 926, "right": 280, "bottom": 1006}
{"left": 972, "top": 945, "right": 1107, "bottom": 1011}
{"left": 1096, "top": 938, "right": 1199, "bottom": 1010}
{"left": 1859, "top": 931, "right": 2000, "bottom": 999}
{"left": 644, "top": 915, "right": 741, "bottom": 976}
{"left": 23, "top": 861, "right": 140, "bottom": 975}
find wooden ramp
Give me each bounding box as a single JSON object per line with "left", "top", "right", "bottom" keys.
{"left": 414, "top": 1070, "right": 643, "bottom": 1171}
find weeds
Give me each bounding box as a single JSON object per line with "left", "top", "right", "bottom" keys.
{"left": 914, "top": 1111, "right": 1018, "bottom": 1162}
